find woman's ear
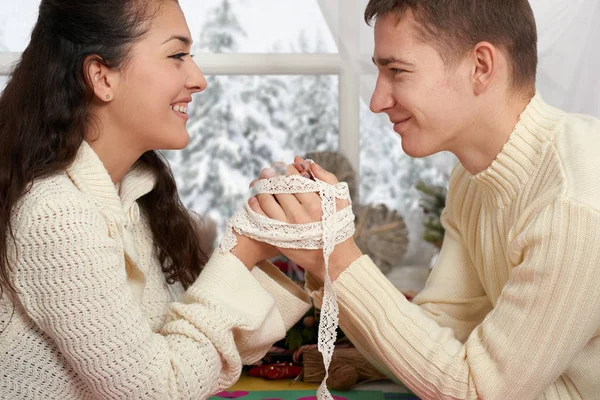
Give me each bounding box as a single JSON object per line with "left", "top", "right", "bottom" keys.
{"left": 84, "top": 55, "right": 118, "bottom": 102}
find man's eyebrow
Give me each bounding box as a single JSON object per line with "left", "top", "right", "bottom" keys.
{"left": 161, "top": 35, "right": 192, "bottom": 46}
{"left": 372, "top": 56, "right": 415, "bottom": 67}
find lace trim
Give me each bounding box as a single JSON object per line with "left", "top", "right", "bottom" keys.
{"left": 218, "top": 166, "right": 355, "bottom": 400}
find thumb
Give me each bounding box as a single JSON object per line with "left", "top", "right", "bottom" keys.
{"left": 310, "top": 163, "right": 338, "bottom": 184}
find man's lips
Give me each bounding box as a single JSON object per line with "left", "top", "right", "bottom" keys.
{"left": 393, "top": 116, "right": 412, "bottom": 131}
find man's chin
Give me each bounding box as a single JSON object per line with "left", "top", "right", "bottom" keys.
{"left": 401, "top": 141, "right": 437, "bottom": 158}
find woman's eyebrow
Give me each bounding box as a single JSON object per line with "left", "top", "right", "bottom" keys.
{"left": 161, "top": 35, "right": 192, "bottom": 46}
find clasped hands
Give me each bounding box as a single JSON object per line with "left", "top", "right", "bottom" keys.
{"left": 230, "top": 156, "right": 362, "bottom": 281}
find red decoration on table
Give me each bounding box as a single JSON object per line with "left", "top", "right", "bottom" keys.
{"left": 213, "top": 391, "right": 249, "bottom": 398}
{"left": 272, "top": 259, "right": 291, "bottom": 274}
{"left": 247, "top": 362, "right": 303, "bottom": 380}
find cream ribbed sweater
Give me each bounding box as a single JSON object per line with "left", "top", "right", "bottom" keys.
{"left": 308, "top": 94, "right": 600, "bottom": 399}
{"left": 0, "top": 142, "right": 311, "bottom": 399}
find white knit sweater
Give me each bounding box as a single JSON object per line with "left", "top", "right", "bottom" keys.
{"left": 0, "top": 142, "right": 311, "bottom": 399}
{"left": 308, "top": 94, "right": 600, "bottom": 399}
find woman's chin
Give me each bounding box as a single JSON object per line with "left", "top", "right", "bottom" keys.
{"left": 166, "top": 131, "right": 190, "bottom": 150}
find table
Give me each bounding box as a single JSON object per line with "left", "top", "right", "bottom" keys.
{"left": 208, "top": 375, "right": 420, "bottom": 399}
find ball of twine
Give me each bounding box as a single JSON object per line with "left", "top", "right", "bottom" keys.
{"left": 302, "top": 346, "right": 387, "bottom": 390}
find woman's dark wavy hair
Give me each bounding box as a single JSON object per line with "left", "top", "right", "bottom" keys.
{"left": 0, "top": 0, "right": 208, "bottom": 300}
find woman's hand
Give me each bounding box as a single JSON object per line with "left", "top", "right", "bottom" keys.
{"left": 230, "top": 233, "right": 280, "bottom": 270}
{"left": 247, "top": 156, "right": 362, "bottom": 281}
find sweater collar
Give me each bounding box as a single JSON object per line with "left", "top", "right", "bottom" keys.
{"left": 470, "top": 93, "right": 565, "bottom": 207}
{"left": 65, "top": 141, "right": 156, "bottom": 216}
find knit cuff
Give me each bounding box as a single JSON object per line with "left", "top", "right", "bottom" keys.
{"left": 253, "top": 260, "right": 311, "bottom": 331}
{"left": 187, "top": 252, "right": 276, "bottom": 324}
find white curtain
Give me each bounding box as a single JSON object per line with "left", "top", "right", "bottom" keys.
{"left": 531, "top": 0, "right": 600, "bottom": 117}
{"left": 318, "top": 0, "right": 600, "bottom": 118}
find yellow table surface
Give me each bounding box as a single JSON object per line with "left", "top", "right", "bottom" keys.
{"left": 228, "top": 374, "right": 319, "bottom": 391}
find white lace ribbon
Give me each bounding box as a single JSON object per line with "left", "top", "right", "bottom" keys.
{"left": 218, "top": 168, "right": 355, "bottom": 400}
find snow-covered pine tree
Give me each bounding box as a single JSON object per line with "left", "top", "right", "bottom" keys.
{"left": 197, "top": 0, "right": 245, "bottom": 54}
{"left": 285, "top": 31, "right": 338, "bottom": 153}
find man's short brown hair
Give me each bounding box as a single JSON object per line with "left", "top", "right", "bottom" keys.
{"left": 365, "top": 0, "right": 537, "bottom": 91}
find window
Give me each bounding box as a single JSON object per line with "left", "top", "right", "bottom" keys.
{"left": 0, "top": 0, "right": 453, "bottom": 267}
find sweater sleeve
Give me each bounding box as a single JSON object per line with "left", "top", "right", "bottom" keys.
{"left": 411, "top": 208, "right": 493, "bottom": 342}
{"left": 208, "top": 258, "right": 311, "bottom": 365}
{"left": 313, "top": 200, "right": 600, "bottom": 399}
{"left": 11, "top": 197, "right": 291, "bottom": 399}
{"left": 252, "top": 261, "right": 311, "bottom": 331}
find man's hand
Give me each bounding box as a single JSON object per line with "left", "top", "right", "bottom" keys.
{"left": 247, "top": 156, "right": 362, "bottom": 280}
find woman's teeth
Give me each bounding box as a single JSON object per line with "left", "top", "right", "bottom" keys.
{"left": 170, "top": 105, "right": 188, "bottom": 114}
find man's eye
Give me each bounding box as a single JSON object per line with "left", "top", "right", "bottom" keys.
{"left": 390, "top": 68, "right": 405, "bottom": 74}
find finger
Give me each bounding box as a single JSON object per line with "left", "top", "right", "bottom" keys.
{"left": 308, "top": 163, "right": 349, "bottom": 211}
{"left": 286, "top": 163, "right": 301, "bottom": 176}
{"left": 271, "top": 161, "right": 287, "bottom": 176}
{"left": 259, "top": 167, "right": 276, "bottom": 180}
{"left": 256, "top": 192, "right": 287, "bottom": 221}
{"left": 273, "top": 165, "right": 309, "bottom": 222}
{"left": 293, "top": 156, "right": 310, "bottom": 174}
{"left": 247, "top": 196, "right": 268, "bottom": 217}
{"left": 254, "top": 168, "right": 276, "bottom": 199}
{"left": 285, "top": 164, "right": 320, "bottom": 207}
{"left": 256, "top": 169, "right": 285, "bottom": 218}
{"left": 291, "top": 162, "right": 303, "bottom": 173}
{"left": 291, "top": 162, "right": 310, "bottom": 178}
{"left": 310, "top": 163, "right": 338, "bottom": 184}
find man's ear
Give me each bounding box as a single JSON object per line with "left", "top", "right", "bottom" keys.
{"left": 470, "top": 41, "right": 497, "bottom": 95}
{"left": 84, "top": 55, "right": 118, "bottom": 102}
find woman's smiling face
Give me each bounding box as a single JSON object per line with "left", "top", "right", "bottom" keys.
{"left": 110, "top": 0, "right": 207, "bottom": 152}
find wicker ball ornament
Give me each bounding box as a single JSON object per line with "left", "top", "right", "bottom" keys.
{"left": 304, "top": 151, "right": 409, "bottom": 272}
{"left": 353, "top": 204, "right": 408, "bottom": 274}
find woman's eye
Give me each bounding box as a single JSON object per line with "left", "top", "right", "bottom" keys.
{"left": 170, "top": 52, "right": 189, "bottom": 61}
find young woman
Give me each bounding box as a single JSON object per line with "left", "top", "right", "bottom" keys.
{"left": 0, "top": 1, "right": 310, "bottom": 398}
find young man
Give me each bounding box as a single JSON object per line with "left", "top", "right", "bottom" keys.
{"left": 248, "top": 0, "right": 600, "bottom": 398}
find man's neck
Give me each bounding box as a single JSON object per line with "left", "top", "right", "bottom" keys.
{"left": 453, "top": 90, "right": 533, "bottom": 175}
